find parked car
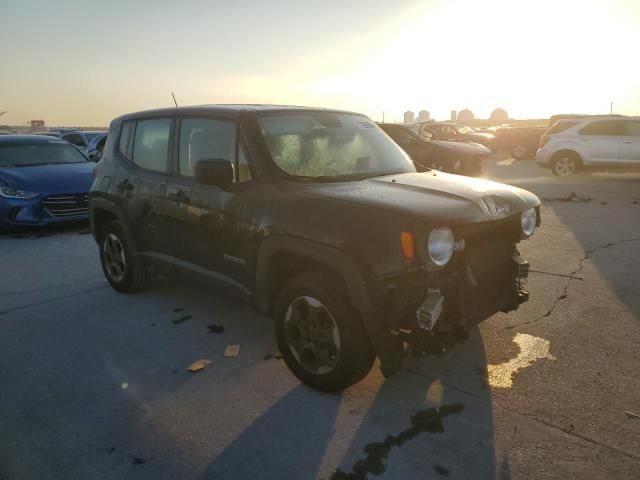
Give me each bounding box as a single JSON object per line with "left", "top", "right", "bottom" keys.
{"left": 536, "top": 116, "right": 640, "bottom": 176}
{"left": 62, "top": 130, "right": 108, "bottom": 160}
{"left": 379, "top": 123, "right": 489, "bottom": 176}
{"left": 90, "top": 105, "right": 540, "bottom": 391}
{"left": 494, "top": 126, "right": 547, "bottom": 159}
{"left": 0, "top": 135, "right": 94, "bottom": 230}
{"left": 422, "top": 122, "right": 497, "bottom": 151}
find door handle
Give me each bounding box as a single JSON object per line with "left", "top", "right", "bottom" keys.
{"left": 168, "top": 190, "right": 191, "bottom": 204}
{"left": 623, "top": 140, "right": 632, "bottom": 144}
{"left": 117, "top": 179, "right": 134, "bottom": 192}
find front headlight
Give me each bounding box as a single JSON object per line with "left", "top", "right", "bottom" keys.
{"left": 521, "top": 208, "right": 536, "bottom": 238}
{"left": 428, "top": 227, "right": 454, "bottom": 266}
{"left": 0, "top": 186, "right": 39, "bottom": 199}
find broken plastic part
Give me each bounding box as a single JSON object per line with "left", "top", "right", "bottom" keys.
{"left": 416, "top": 289, "right": 444, "bottom": 331}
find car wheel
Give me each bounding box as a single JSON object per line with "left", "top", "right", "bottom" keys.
{"left": 552, "top": 152, "right": 581, "bottom": 177}
{"left": 511, "top": 144, "right": 528, "bottom": 160}
{"left": 99, "top": 220, "right": 146, "bottom": 292}
{"left": 274, "top": 271, "right": 375, "bottom": 392}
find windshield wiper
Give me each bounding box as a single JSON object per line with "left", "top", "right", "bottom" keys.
{"left": 290, "top": 170, "right": 409, "bottom": 183}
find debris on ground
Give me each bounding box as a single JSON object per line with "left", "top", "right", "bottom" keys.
{"left": 263, "top": 353, "right": 283, "bottom": 360}
{"left": 186, "top": 359, "right": 212, "bottom": 372}
{"left": 542, "top": 192, "right": 592, "bottom": 203}
{"left": 433, "top": 465, "right": 450, "bottom": 476}
{"left": 121, "top": 382, "right": 128, "bottom": 390}
{"left": 106, "top": 447, "right": 115, "bottom": 454}
{"left": 624, "top": 410, "right": 640, "bottom": 420}
{"left": 172, "top": 315, "right": 192, "bottom": 324}
{"left": 132, "top": 457, "right": 147, "bottom": 465}
{"left": 173, "top": 307, "right": 184, "bottom": 313}
{"left": 207, "top": 324, "right": 225, "bottom": 334}
{"left": 224, "top": 345, "right": 240, "bottom": 357}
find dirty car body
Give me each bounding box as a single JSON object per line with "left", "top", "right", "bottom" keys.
{"left": 90, "top": 105, "right": 541, "bottom": 391}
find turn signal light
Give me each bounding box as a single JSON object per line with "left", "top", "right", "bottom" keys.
{"left": 400, "top": 231, "right": 415, "bottom": 260}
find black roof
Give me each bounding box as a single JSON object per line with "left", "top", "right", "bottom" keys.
{"left": 116, "top": 104, "right": 363, "bottom": 122}
{"left": 0, "top": 134, "right": 70, "bottom": 145}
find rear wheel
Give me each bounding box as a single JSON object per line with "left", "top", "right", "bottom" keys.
{"left": 511, "top": 144, "right": 528, "bottom": 160}
{"left": 552, "top": 152, "right": 581, "bottom": 176}
{"left": 274, "top": 271, "right": 375, "bottom": 392}
{"left": 99, "top": 220, "right": 146, "bottom": 292}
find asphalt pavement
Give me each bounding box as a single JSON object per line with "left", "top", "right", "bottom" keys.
{"left": 1, "top": 158, "right": 639, "bottom": 480}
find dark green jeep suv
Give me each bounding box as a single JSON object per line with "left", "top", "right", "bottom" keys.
{"left": 90, "top": 105, "right": 540, "bottom": 391}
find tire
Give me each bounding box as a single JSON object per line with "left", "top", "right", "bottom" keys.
{"left": 274, "top": 271, "right": 375, "bottom": 392}
{"left": 511, "top": 144, "right": 528, "bottom": 160}
{"left": 551, "top": 151, "right": 581, "bottom": 177}
{"left": 98, "top": 220, "right": 146, "bottom": 293}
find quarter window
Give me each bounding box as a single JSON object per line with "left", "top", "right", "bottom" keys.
{"left": 579, "top": 120, "right": 625, "bottom": 135}
{"left": 118, "top": 121, "right": 134, "bottom": 159}
{"left": 132, "top": 118, "right": 171, "bottom": 173}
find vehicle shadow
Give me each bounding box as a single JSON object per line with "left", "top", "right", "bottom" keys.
{"left": 0, "top": 220, "right": 90, "bottom": 238}
{"left": 201, "top": 384, "right": 341, "bottom": 480}
{"left": 330, "top": 327, "right": 496, "bottom": 480}
{"left": 200, "top": 327, "right": 496, "bottom": 480}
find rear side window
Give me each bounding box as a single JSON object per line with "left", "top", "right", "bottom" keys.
{"left": 624, "top": 121, "right": 640, "bottom": 136}
{"left": 579, "top": 120, "right": 625, "bottom": 135}
{"left": 65, "top": 133, "right": 86, "bottom": 147}
{"left": 118, "top": 121, "right": 134, "bottom": 158}
{"left": 132, "top": 118, "right": 171, "bottom": 173}
{"left": 546, "top": 121, "right": 578, "bottom": 135}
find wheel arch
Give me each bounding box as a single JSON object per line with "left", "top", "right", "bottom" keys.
{"left": 89, "top": 197, "right": 136, "bottom": 250}
{"left": 254, "top": 236, "right": 371, "bottom": 320}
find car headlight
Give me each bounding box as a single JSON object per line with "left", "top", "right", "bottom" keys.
{"left": 521, "top": 208, "right": 536, "bottom": 238}
{"left": 428, "top": 227, "right": 454, "bottom": 266}
{"left": 0, "top": 186, "right": 39, "bottom": 199}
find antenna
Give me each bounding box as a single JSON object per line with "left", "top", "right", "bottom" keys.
{"left": 171, "top": 92, "right": 178, "bottom": 108}
{"left": 610, "top": 102, "right": 613, "bottom": 114}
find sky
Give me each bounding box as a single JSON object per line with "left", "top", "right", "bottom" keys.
{"left": 1, "top": 0, "right": 639, "bottom": 127}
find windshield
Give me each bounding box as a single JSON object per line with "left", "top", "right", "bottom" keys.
{"left": 0, "top": 142, "right": 88, "bottom": 167}
{"left": 258, "top": 112, "right": 415, "bottom": 180}
{"left": 84, "top": 132, "right": 103, "bottom": 141}
{"left": 455, "top": 125, "right": 474, "bottom": 134}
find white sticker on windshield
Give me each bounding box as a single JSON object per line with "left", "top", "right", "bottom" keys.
{"left": 354, "top": 121, "right": 374, "bottom": 130}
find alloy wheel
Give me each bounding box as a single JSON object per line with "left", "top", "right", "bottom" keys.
{"left": 284, "top": 296, "right": 341, "bottom": 375}
{"left": 103, "top": 233, "right": 126, "bottom": 282}
{"left": 555, "top": 156, "right": 576, "bottom": 176}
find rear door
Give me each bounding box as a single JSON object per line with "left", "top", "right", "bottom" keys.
{"left": 577, "top": 120, "right": 624, "bottom": 164}
{"left": 165, "top": 116, "right": 256, "bottom": 288}
{"left": 114, "top": 117, "right": 174, "bottom": 260}
{"left": 621, "top": 120, "right": 640, "bottom": 165}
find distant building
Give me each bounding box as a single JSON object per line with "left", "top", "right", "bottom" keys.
{"left": 450, "top": 110, "right": 457, "bottom": 121}
{"left": 403, "top": 111, "right": 415, "bottom": 123}
{"left": 29, "top": 120, "right": 45, "bottom": 131}
{"left": 417, "top": 110, "right": 430, "bottom": 122}
{"left": 490, "top": 108, "right": 509, "bottom": 122}
{"left": 457, "top": 109, "right": 474, "bottom": 122}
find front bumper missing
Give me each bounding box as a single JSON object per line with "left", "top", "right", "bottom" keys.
{"left": 373, "top": 250, "right": 530, "bottom": 374}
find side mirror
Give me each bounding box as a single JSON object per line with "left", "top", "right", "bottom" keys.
{"left": 195, "top": 159, "right": 234, "bottom": 186}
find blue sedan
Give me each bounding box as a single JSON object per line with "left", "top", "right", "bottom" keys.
{"left": 0, "top": 135, "right": 94, "bottom": 230}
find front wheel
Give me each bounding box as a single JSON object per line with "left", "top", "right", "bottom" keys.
{"left": 552, "top": 152, "right": 581, "bottom": 177}
{"left": 99, "top": 220, "right": 146, "bottom": 292}
{"left": 274, "top": 271, "right": 375, "bottom": 392}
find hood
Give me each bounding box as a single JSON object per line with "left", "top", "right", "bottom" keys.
{"left": 302, "top": 171, "right": 540, "bottom": 225}
{"left": 429, "top": 139, "right": 491, "bottom": 156}
{"left": 0, "top": 162, "right": 94, "bottom": 194}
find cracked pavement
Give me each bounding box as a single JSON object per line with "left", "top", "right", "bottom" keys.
{"left": 1, "top": 158, "right": 639, "bottom": 479}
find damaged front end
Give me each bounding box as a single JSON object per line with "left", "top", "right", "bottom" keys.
{"left": 369, "top": 213, "right": 536, "bottom": 376}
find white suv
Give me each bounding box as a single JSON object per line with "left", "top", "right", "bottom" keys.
{"left": 536, "top": 116, "right": 640, "bottom": 176}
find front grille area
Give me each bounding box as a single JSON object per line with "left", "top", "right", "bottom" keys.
{"left": 41, "top": 193, "right": 89, "bottom": 218}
